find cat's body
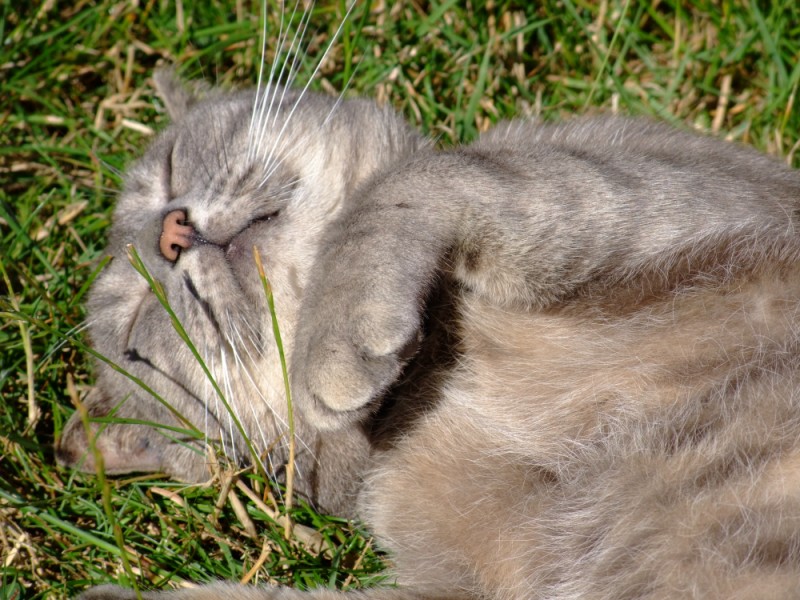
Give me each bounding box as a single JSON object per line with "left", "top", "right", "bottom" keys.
{"left": 60, "top": 70, "right": 800, "bottom": 599}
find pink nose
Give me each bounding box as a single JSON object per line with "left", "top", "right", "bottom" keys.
{"left": 160, "top": 209, "right": 193, "bottom": 262}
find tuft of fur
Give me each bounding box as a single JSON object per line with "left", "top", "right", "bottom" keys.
{"left": 63, "top": 71, "right": 800, "bottom": 599}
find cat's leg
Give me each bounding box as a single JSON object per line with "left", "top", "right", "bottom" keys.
{"left": 357, "top": 400, "right": 554, "bottom": 600}
{"left": 290, "top": 130, "right": 800, "bottom": 429}
{"left": 291, "top": 149, "right": 565, "bottom": 429}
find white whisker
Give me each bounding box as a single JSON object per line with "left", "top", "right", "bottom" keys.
{"left": 248, "top": 0, "right": 301, "bottom": 162}
{"left": 255, "top": 4, "right": 315, "bottom": 173}
{"left": 322, "top": 47, "right": 364, "bottom": 127}
{"left": 256, "top": 1, "right": 356, "bottom": 189}
{"left": 246, "top": 0, "right": 272, "bottom": 158}
{"left": 225, "top": 311, "right": 318, "bottom": 462}
{"left": 251, "top": 0, "right": 312, "bottom": 165}
{"left": 226, "top": 316, "right": 275, "bottom": 451}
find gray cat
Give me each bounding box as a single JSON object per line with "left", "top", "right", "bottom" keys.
{"left": 60, "top": 68, "right": 800, "bottom": 599}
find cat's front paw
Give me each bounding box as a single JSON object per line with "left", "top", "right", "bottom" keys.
{"left": 290, "top": 177, "right": 443, "bottom": 430}
{"left": 292, "top": 296, "right": 422, "bottom": 430}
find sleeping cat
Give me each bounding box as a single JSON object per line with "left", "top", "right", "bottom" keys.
{"left": 60, "top": 67, "right": 800, "bottom": 599}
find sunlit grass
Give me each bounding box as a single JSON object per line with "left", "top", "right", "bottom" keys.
{"left": 2, "top": 1, "right": 799, "bottom": 598}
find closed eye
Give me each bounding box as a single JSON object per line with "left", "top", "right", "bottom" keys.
{"left": 222, "top": 210, "right": 281, "bottom": 255}
{"left": 162, "top": 140, "right": 184, "bottom": 202}
{"left": 228, "top": 210, "right": 280, "bottom": 242}
{"left": 250, "top": 210, "right": 279, "bottom": 226}
{"left": 162, "top": 145, "right": 175, "bottom": 201}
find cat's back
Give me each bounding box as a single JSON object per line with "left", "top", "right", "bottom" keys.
{"left": 471, "top": 116, "right": 800, "bottom": 210}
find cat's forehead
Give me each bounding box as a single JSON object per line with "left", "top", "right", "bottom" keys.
{"left": 152, "top": 95, "right": 311, "bottom": 196}
{"left": 120, "top": 87, "right": 419, "bottom": 222}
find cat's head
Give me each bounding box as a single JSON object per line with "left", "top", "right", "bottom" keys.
{"left": 56, "top": 70, "right": 423, "bottom": 514}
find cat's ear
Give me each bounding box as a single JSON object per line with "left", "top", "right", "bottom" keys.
{"left": 56, "top": 388, "right": 170, "bottom": 476}
{"left": 55, "top": 388, "right": 207, "bottom": 482}
{"left": 152, "top": 67, "right": 205, "bottom": 121}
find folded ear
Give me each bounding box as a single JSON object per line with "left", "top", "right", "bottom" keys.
{"left": 56, "top": 387, "right": 206, "bottom": 481}
{"left": 152, "top": 67, "right": 210, "bottom": 121}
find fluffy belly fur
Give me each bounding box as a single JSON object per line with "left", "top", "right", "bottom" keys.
{"left": 364, "top": 267, "right": 800, "bottom": 598}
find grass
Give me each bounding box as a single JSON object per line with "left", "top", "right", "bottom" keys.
{"left": 1, "top": 0, "right": 799, "bottom": 598}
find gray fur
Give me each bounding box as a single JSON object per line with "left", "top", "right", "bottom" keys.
{"left": 62, "top": 71, "right": 800, "bottom": 599}
{"left": 57, "top": 74, "right": 424, "bottom": 516}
